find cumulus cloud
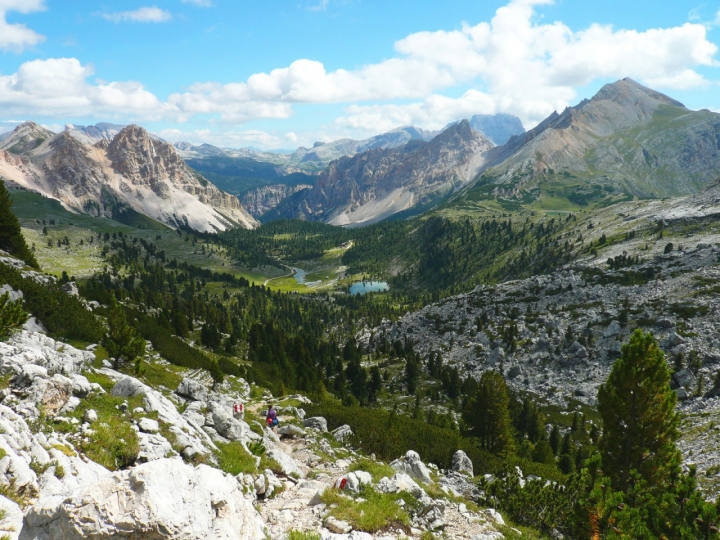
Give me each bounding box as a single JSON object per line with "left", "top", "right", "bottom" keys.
{"left": 0, "top": 58, "right": 170, "bottom": 119}
{"left": 338, "top": 0, "right": 717, "bottom": 128}
{"left": 164, "top": 0, "right": 717, "bottom": 130}
{"left": 0, "top": 0, "right": 45, "bottom": 52}
{"left": 101, "top": 6, "right": 172, "bottom": 23}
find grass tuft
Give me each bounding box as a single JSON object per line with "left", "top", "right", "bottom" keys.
{"left": 320, "top": 486, "right": 410, "bottom": 533}
{"left": 215, "top": 441, "right": 257, "bottom": 475}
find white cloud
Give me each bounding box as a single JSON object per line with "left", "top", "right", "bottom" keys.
{"left": 336, "top": 90, "right": 498, "bottom": 134}
{"left": 181, "top": 0, "right": 213, "bottom": 6}
{"left": 0, "top": 58, "right": 171, "bottom": 119}
{"left": 102, "top": 6, "right": 172, "bottom": 23}
{"left": 165, "top": 0, "right": 718, "bottom": 129}
{"left": 0, "top": 0, "right": 45, "bottom": 52}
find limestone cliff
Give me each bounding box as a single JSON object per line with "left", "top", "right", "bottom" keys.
{"left": 0, "top": 124, "right": 257, "bottom": 232}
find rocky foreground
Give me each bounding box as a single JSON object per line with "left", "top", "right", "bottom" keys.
{"left": 0, "top": 291, "right": 506, "bottom": 539}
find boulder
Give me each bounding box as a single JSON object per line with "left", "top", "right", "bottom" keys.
{"left": 673, "top": 368, "right": 695, "bottom": 390}
{"left": 603, "top": 320, "right": 622, "bottom": 338}
{"left": 176, "top": 378, "right": 209, "bottom": 403}
{"left": 0, "top": 494, "right": 23, "bottom": 540}
{"left": 277, "top": 424, "right": 305, "bottom": 437}
{"left": 70, "top": 374, "right": 92, "bottom": 398}
{"left": 379, "top": 472, "right": 425, "bottom": 498}
{"left": 83, "top": 409, "right": 98, "bottom": 423}
{"left": 61, "top": 282, "right": 79, "bottom": 297}
{"left": 451, "top": 450, "right": 473, "bottom": 477}
{"left": 484, "top": 508, "right": 505, "bottom": 526}
{"left": 390, "top": 450, "right": 433, "bottom": 484}
{"left": 507, "top": 365, "right": 522, "bottom": 379}
{"left": 21, "top": 458, "right": 266, "bottom": 540}
{"left": 266, "top": 447, "right": 302, "bottom": 477}
{"left": 332, "top": 424, "right": 353, "bottom": 442}
{"left": 303, "top": 417, "right": 328, "bottom": 432}
{"left": 324, "top": 516, "right": 352, "bottom": 534}
{"left": 138, "top": 418, "right": 160, "bottom": 434}
{"left": 111, "top": 377, "right": 146, "bottom": 398}
{"left": 136, "top": 432, "right": 175, "bottom": 463}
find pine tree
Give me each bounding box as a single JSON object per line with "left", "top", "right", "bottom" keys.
{"left": 0, "top": 291, "right": 28, "bottom": 341}
{"left": 208, "top": 358, "right": 224, "bottom": 390}
{"left": 463, "top": 370, "right": 515, "bottom": 456}
{"left": 549, "top": 424, "right": 561, "bottom": 456}
{"left": 0, "top": 180, "right": 38, "bottom": 268}
{"left": 598, "top": 329, "right": 680, "bottom": 492}
{"left": 103, "top": 295, "right": 146, "bottom": 372}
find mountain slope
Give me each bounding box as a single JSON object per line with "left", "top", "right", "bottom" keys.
{"left": 271, "top": 120, "right": 495, "bottom": 226}
{"left": 0, "top": 123, "right": 257, "bottom": 232}
{"left": 461, "top": 78, "right": 720, "bottom": 206}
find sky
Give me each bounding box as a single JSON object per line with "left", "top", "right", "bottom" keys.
{"left": 0, "top": 0, "right": 719, "bottom": 150}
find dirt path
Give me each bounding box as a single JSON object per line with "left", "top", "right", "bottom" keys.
{"left": 263, "top": 264, "right": 294, "bottom": 287}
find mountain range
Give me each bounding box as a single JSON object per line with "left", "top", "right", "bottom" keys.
{"left": 461, "top": 78, "right": 720, "bottom": 206}
{"left": 267, "top": 120, "right": 495, "bottom": 226}
{"left": 0, "top": 123, "right": 256, "bottom": 232}
{"left": 3, "top": 79, "right": 719, "bottom": 231}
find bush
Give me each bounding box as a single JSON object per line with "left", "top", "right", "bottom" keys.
{"left": 80, "top": 419, "right": 139, "bottom": 470}
{"left": 0, "top": 291, "right": 27, "bottom": 341}
{"left": 306, "top": 400, "right": 566, "bottom": 483}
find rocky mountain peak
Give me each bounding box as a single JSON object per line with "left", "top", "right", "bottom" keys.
{"left": 0, "top": 122, "right": 55, "bottom": 155}
{"left": 593, "top": 77, "right": 686, "bottom": 109}
{"left": 106, "top": 124, "right": 187, "bottom": 188}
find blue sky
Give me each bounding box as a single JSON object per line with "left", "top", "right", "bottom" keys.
{"left": 0, "top": 0, "right": 719, "bottom": 150}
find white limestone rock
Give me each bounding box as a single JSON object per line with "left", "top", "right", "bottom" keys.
{"left": 0, "top": 494, "right": 23, "bottom": 540}
{"left": 303, "top": 416, "right": 328, "bottom": 432}
{"left": 331, "top": 424, "right": 353, "bottom": 442}
{"left": 0, "top": 331, "right": 93, "bottom": 377}
{"left": 176, "top": 378, "right": 209, "bottom": 402}
{"left": 390, "top": 450, "right": 433, "bottom": 484}
{"left": 21, "top": 458, "right": 266, "bottom": 540}
{"left": 451, "top": 449, "right": 473, "bottom": 477}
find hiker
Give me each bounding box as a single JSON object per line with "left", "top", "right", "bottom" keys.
{"left": 266, "top": 403, "right": 278, "bottom": 429}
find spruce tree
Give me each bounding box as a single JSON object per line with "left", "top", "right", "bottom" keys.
{"left": 598, "top": 329, "right": 680, "bottom": 492}
{"left": 464, "top": 370, "right": 515, "bottom": 456}
{"left": 0, "top": 180, "right": 38, "bottom": 268}
{"left": 103, "top": 296, "right": 146, "bottom": 372}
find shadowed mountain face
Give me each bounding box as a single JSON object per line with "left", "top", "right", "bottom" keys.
{"left": 461, "top": 78, "right": 720, "bottom": 205}
{"left": 268, "top": 120, "right": 496, "bottom": 226}
{"left": 0, "top": 123, "right": 257, "bottom": 232}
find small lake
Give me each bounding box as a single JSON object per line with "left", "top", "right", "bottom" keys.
{"left": 350, "top": 281, "right": 389, "bottom": 295}
{"left": 292, "top": 268, "right": 308, "bottom": 284}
